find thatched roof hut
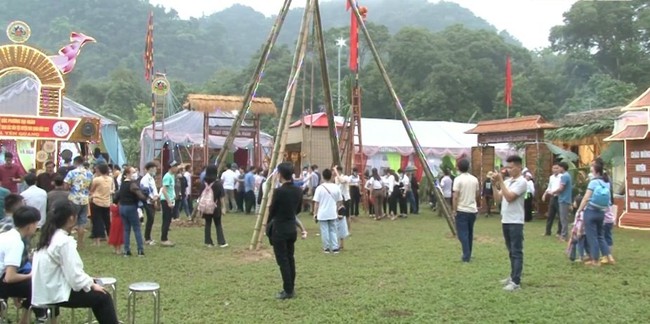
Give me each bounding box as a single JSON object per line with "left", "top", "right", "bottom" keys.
{"left": 183, "top": 94, "right": 277, "bottom": 115}
{"left": 546, "top": 107, "right": 622, "bottom": 166}
{"left": 546, "top": 107, "right": 622, "bottom": 141}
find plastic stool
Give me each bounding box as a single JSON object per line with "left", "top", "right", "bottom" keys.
{"left": 126, "top": 282, "right": 160, "bottom": 324}
{"left": 85, "top": 277, "right": 120, "bottom": 323}
{"left": 29, "top": 304, "right": 57, "bottom": 324}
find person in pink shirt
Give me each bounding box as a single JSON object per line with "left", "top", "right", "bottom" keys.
{"left": 0, "top": 153, "right": 23, "bottom": 194}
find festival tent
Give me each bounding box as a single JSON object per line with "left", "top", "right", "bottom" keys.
{"left": 139, "top": 109, "right": 274, "bottom": 170}
{"left": 0, "top": 77, "right": 127, "bottom": 165}
{"left": 357, "top": 118, "right": 514, "bottom": 175}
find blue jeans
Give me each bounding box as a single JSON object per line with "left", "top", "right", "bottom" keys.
{"left": 406, "top": 191, "right": 417, "bottom": 214}
{"left": 584, "top": 207, "right": 610, "bottom": 260}
{"left": 603, "top": 222, "right": 614, "bottom": 247}
{"left": 319, "top": 220, "right": 339, "bottom": 251}
{"left": 119, "top": 204, "right": 144, "bottom": 253}
{"left": 502, "top": 224, "right": 524, "bottom": 285}
{"left": 569, "top": 236, "right": 587, "bottom": 261}
{"left": 455, "top": 212, "right": 477, "bottom": 262}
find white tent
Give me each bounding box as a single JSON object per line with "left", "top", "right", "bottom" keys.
{"left": 356, "top": 118, "right": 514, "bottom": 174}
{"left": 139, "top": 110, "right": 274, "bottom": 169}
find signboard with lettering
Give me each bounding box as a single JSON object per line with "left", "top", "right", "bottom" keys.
{"left": 0, "top": 115, "right": 80, "bottom": 140}
{"left": 477, "top": 130, "right": 540, "bottom": 144}
{"left": 208, "top": 126, "right": 256, "bottom": 138}
{"left": 626, "top": 140, "right": 650, "bottom": 212}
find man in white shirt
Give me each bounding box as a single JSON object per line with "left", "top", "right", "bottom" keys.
{"left": 313, "top": 169, "right": 342, "bottom": 253}
{"left": 19, "top": 173, "right": 47, "bottom": 228}
{"left": 220, "top": 163, "right": 238, "bottom": 212}
{"left": 543, "top": 163, "right": 562, "bottom": 236}
{"left": 141, "top": 162, "right": 159, "bottom": 245}
{"left": 492, "top": 155, "right": 528, "bottom": 292}
{"left": 0, "top": 205, "right": 41, "bottom": 323}
{"left": 441, "top": 169, "right": 453, "bottom": 207}
{"left": 452, "top": 159, "right": 479, "bottom": 263}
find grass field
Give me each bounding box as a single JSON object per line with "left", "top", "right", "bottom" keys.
{"left": 75, "top": 210, "right": 650, "bottom": 323}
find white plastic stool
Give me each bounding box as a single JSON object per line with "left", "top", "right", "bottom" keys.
{"left": 85, "top": 277, "right": 120, "bottom": 323}
{"left": 127, "top": 282, "right": 160, "bottom": 324}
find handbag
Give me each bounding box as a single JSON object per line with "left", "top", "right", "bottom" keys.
{"left": 322, "top": 185, "right": 346, "bottom": 217}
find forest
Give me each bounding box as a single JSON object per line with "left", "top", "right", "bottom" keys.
{"left": 1, "top": 0, "right": 648, "bottom": 163}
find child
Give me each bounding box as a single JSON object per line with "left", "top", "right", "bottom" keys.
{"left": 566, "top": 211, "right": 588, "bottom": 262}
{"left": 108, "top": 202, "right": 124, "bottom": 254}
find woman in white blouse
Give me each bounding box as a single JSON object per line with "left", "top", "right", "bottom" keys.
{"left": 32, "top": 201, "right": 118, "bottom": 324}
{"left": 365, "top": 168, "right": 386, "bottom": 220}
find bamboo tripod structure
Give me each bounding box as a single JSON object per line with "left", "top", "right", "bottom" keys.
{"left": 239, "top": 0, "right": 456, "bottom": 250}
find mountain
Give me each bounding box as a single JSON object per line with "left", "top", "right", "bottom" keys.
{"left": 0, "top": 0, "right": 520, "bottom": 87}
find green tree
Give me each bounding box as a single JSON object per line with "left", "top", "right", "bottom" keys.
{"left": 559, "top": 73, "right": 638, "bottom": 115}
{"left": 108, "top": 103, "right": 152, "bottom": 164}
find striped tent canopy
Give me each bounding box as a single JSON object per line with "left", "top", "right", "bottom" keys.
{"left": 183, "top": 94, "right": 277, "bottom": 115}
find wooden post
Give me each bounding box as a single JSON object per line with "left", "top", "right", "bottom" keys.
{"left": 250, "top": 0, "right": 315, "bottom": 250}
{"left": 313, "top": 0, "right": 340, "bottom": 167}
{"left": 214, "top": 0, "right": 294, "bottom": 174}
{"left": 347, "top": 0, "right": 456, "bottom": 235}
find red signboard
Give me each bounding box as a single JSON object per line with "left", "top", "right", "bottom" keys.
{"left": 0, "top": 115, "right": 80, "bottom": 140}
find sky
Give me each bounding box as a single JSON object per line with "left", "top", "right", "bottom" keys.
{"left": 149, "top": 0, "right": 577, "bottom": 49}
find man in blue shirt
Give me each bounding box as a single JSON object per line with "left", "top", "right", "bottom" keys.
{"left": 244, "top": 167, "right": 256, "bottom": 214}
{"left": 551, "top": 162, "right": 572, "bottom": 241}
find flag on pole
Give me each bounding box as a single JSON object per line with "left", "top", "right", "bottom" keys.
{"left": 504, "top": 55, "right": 513, "bottom": 116}
{"left": 347, "top": 1, "right": 359, "bottom": 72}
{"left": 144, "top": 11, "right": 154, "bottom": 82}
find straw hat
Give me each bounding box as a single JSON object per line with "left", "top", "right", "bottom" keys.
{"left": 486, "top": 171, "right": 494, "bottom": 178}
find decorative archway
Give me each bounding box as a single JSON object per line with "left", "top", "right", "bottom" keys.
{"left": 0, "top": 44, "right": 65, "bottom": 117}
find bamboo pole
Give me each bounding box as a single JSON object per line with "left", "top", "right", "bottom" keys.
{"left": 250, "top": 0, "right": 315, "bottom": 250}
{"left": 215, "top": 0, "right": 293, "bottom": 174}
{"left": 313, "top": 0, "right": 341, "bottom": 168}
{"left": 347, "top": 0, "right": 456, "bottom": 235}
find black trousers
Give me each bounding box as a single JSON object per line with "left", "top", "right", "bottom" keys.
{"left": 412, "top": 191, "right": 419, "bottom": 214}
{"left": 144, "top": 203, "right": 155, "bottom": 241}
{"left": 545, "top": 196, "right": 561, "bottom": 235}
{"left": 91, "top": 204, "right": 110, "bottom": 238}
{"left": 161, "top": 201, "right": 173, "bottom": 241}
{"left": 272, "top": 233, "right": 297, "bottom": 294}
{"left": 57, "top": 289, "right": 118, "bottom": 324}
{"left": 236, "top": 189, "right": 245, "bottom": 212}
{"left": 398, "top": 193, "right": 407, "bottom": 215}
{"left": 388, "top": 193, "right": 399, "bottom": 215}
{"left": 244, "top": 190, "right": 256, "bottom": 214}
{"left": 350, "top": 186, "right": 361, "bottom": 216}
{"left": 204, "top": 213, "right": 226, "bottom": 245}
{"left": 0, "top": 277, "right": 44, "bottom": 317}
{"left": 524, "top": 196, "right": 533, "bottom": 222}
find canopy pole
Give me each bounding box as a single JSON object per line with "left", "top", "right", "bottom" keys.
{"left": 347, "top": 0, "right": 455, "bottom": 235}
{"left": 214, "top": 0, "right": 293, "bottom": 173}
{"left": 250, "top": 0, "right": 314, "bottom": 250}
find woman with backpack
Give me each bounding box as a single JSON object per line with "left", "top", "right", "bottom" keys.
{"left": 575, "top": 159, "right": 615, "bottom": 266}
{"left": 199, "top": 165, "right": 228, "bottom": 248}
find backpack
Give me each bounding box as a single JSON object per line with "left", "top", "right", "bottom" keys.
{"left": 197, "top": 181, "right": 218, "bottom": 214}
{"left": 590, "top": 179, "right": 611, "bottom": 209}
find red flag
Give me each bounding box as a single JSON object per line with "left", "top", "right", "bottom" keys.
{"left": 504, "top": 55, "right": 512, "bottom": 111}
{"left": 144, "top": 11, "right": 154, "bottom": 82}
{"left": 347, "top": 1, "right": 358, "bottom": 72}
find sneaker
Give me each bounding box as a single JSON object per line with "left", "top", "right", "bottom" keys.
{"left": 499, "top": 277, "right": 512, "bottom": 285}
{"left": 124, "top": 251, "right": 132, "bottom": 257}
{"left": 205, "top": 244, "right": 215, "bottom": 248}
{"left": 323, "top": 248, "right": 331, "bottom": 254}
{"left": 137, "top": 250, "right": 145, "bottom": 257}
{"left": 145, "top": 240, "right": 156, "bottom": 246}
{"left": 219, "top": 243, "right": 229, "bottom": 248}
{"left": 503, "top": 282, "right": 521, "bottom": 292}
{"left": 160, "top": 241, "right": 175, "bottom": 247}
{"left": 332, "top": 249, "right": 340, "bottom": 254}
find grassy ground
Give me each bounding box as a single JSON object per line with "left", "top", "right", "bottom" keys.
{"left": 74, "top": 210, "right": 649, "bottom": 323}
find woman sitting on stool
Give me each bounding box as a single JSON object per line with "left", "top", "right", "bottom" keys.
{"left": 32, "top": 201, "right": 118, "bottom": 324}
